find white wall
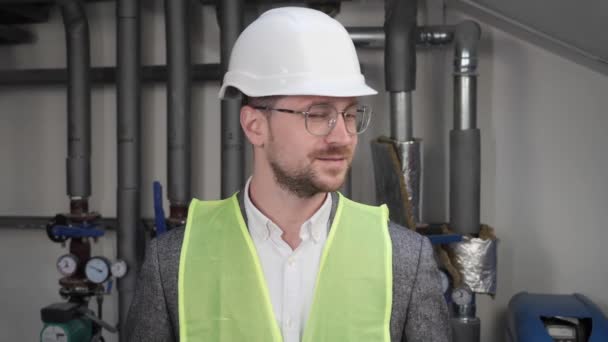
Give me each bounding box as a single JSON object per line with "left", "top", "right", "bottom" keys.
{"left": 446, "top": 8, "right": 608, "bottom": 341}
{"left": 1, "top": 1, "right": 607, "bottom": 341}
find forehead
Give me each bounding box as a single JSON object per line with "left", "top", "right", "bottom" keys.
{"left": 276, "top": 95, "right": 358, "bottom": 109}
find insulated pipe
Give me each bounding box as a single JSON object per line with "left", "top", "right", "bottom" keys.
{"left": 384, "top": 0, "right": 417, "bottom": 93}
{"left": 348, "top": 25, "right": 454, "bottom": 47}
{"left": 0, "top": 64, "right": 222, "bottom": 85}
{"left": 117, "top": 0, "right": 141, "bottom": 338}
{"left": 165, "top": 0, "right": 191, "bottom": 211}
{"left": 450, "top": 20, "right": 482, "bottom": 236}
{"left": 384, "top": 0, "right": 417, "bottom": 141}
{"left": 219, "top": 0, "right": 245, "bottom": 197}
{"left": 57, "top": 0, "right": 91, "bottom": 200}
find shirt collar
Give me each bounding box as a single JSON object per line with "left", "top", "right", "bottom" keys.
{"left": 244, "top": 177, "right": 332, "bottom": 244}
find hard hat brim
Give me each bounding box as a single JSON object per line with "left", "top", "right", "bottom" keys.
{"left": 219, "top": 72, "right": 378, "bottom": 100}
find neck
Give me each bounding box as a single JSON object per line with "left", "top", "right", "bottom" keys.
{"left": 248, "top": 174, "right": 327, "bottom": 249}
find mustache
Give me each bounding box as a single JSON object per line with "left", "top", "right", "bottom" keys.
{"left": 311, "top": 146, "right": 353, "bottom": 158}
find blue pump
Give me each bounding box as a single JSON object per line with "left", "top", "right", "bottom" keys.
{"left": 507, "top": 292, "right": 608, "bottom": 342}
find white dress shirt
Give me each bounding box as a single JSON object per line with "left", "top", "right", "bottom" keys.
{"left": 244, "top": 178, "right": 332, "bottom": 342}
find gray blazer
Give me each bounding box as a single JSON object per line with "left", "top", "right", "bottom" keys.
{"left": 126, "top": 193, "right": 451, "bottom": 341}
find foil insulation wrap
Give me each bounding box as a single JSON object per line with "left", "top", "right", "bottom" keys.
{"left": 370, "top": 137, "right": 422, "bottom": 229}
{"left": 448, "top": 227, "right": 497, "bottom": 295}
{"left": 395, "top": 139, "right": 421, "bottom": 223}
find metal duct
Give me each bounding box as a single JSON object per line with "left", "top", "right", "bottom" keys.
{"left": 219, "top": 0, "right": 245, "bottom": 198}
{"left": 57, "top": 0, "right": 91, "bottom": 200}
{"left": 165, "top": 0, "right": 191, "bottom": 212}
{"left": 117, "top": 0, "right": 142, "bottom": 338}
{"left": 450, "top": 21, "right": 482, "bottom": 235}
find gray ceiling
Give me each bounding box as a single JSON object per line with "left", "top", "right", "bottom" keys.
{"left": 465, "top": 0, "right": 608, "bottom": 63}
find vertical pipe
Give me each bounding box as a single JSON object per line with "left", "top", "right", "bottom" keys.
{"left": 59, "top": 0, "right": 91, "bottom": 200}
{"left": 384, "top": 0, "right": 417, "bottom": 141}
{"left": 219, "top": 0, "right": 245, "bottom": 198}
{"left": 165, "top": 0, "right": 191, "bottom": 210}
{"left": 389, "top": 92, "right": 413, "bottom": 141}
{"left": 449, "top": 20, "right": 482, "bottom": 236}
{"left": 117, "top": 0, "right": 141, "bottom": 339}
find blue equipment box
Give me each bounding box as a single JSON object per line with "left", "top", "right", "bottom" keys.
{"left": 507, "top": 292, "right": 608, "bottom": 342}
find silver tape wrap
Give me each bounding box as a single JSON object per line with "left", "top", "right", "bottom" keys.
{"left": 449, "top": 233, "right": 497, "bottom": 295}
{"left": 394, "top": 139, "right": 421, "bottom": 223}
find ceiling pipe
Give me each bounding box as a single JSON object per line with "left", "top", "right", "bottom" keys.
{"left": 218, "top": 0, "right": 245, "bottom": 198}
{"left": 165, "top": 0, "right": 192, "bottom": 224}
{"left": 116, "top": 0, "right": 142, "bottom": 339}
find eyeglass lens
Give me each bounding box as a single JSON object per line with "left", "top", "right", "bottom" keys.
{"left": 305, "top": 104, "right": 370, "bottom": 136}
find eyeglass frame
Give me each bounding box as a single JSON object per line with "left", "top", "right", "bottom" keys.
{"left": 251, "top": 103, "right": 372, "bottom": 137}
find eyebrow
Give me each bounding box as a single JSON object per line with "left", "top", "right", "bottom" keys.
{"left": 307, "top": 100, "right": 359, "bottom": 108}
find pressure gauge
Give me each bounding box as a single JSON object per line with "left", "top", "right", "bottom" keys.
{"left": 111, "top": 260, "right": 128, "bottom": 278}
{"left": 41, "top": 325, "right": 68, "bottom": 342}
{"left": 85, "top": 257, "right": 111, "bottom": 284}
{"left": 451, "top": 286, "right": 473, "bottom": 306}
{"left": 56, "top": 254, "right": 78, "bottom": 277}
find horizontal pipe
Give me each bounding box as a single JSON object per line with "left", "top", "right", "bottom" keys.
{"left": 0, "top": 64, "right": 221, "bottom": 86}
{"left": 348, "top": 25, "right": 455, "bottom": 47}
{"left": 0, "top": 216, "right": 154, "bottom": 230}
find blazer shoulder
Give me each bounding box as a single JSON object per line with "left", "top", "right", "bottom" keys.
{"left": 155, "top": 226, "right": 185, "bottom": 255}
{"left": 387, "top": 221, "right": 427, "bottom": 254}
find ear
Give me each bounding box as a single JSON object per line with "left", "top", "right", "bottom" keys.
{"left": 240, "top": 105, "right": 267, "bottom": 147}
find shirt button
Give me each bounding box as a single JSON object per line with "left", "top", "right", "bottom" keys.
{"left": 286, "top": 318, "right": 292, "bottom": 327}
{"left": 287, "top": 256, "right": 295, "bottom": 266}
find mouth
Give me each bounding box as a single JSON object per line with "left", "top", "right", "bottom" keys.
{"left": 316, "top": 156, "right": 349, "bottom": 167}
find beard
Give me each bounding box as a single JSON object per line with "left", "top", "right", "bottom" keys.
{"left": 268, "top": 145, "right": 353, "bottom": 198}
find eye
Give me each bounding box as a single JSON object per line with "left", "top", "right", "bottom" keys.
{"left": 307, "top": 106, "right": 333, "bottom": 121}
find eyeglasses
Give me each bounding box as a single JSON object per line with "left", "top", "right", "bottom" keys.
{"left": 252, "top": 103, "right": 372, "bottom": 136}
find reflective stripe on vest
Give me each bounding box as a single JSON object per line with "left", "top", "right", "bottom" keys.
{"left": 178, "top": 193, "right": 392, "bottom": 342}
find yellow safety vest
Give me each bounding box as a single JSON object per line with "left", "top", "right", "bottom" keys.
{"left": 178, "top": 193, "right": 392, "bottom": 341}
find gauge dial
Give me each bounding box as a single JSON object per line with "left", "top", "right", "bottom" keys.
{"left": 85, "top": 257, "right": 111, "bottom": 284}
{"left": 41, "top": 325, "right": 68, "bottom": 342}
{"left": 111, "top": 260, "right": 128, "bottom": 278}
{"left": 56, "top": 254, "right": 78, "bottom": 277}
{"left": 451, "top": 286, "right": 473, "bottom": 306}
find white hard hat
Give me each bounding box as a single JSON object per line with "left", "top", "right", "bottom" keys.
{"left": 219, "top": 7, "right": 377, "bottom": 99}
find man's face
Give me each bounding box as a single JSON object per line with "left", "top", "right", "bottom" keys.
{"left": 263, "top": 96, "right": 358, "bottom": 198}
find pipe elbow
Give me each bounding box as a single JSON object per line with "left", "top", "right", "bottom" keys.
{"left": 454, "top": 20, "right": 481, "bottom": 73}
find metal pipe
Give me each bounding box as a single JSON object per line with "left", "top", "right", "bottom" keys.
{"left": 449, "top": 20, "right": 482, "bottom": 236}
{"left": 57, "top": 0, "right": 91, "bottom": 200}
{"left": 389, "top": 92, "right": 413, "bottom": 141}
{"left": 0, "top": 64, "right": 221, "bottom": 86}
{"left": 165, "top": 0, "right": 191, "bottom": 209}
{"left": 454, "top": 21, "right": 481, "bottom": 130}
{"left": 117, "top": 0, "right": 142, "bottom": 339}
{"left": 219, "top": 0, "right": 245, "bottom": 198}
{"left": 348, "top": 25, "right": 455, "bottom": 47}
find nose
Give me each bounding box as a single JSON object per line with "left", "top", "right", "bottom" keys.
{"left": 325, "top": 113, "right": 354, "bottom": 145}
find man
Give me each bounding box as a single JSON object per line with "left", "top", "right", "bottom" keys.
{"left": 127, "top": 7, "right": 450, "bottom": 342}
